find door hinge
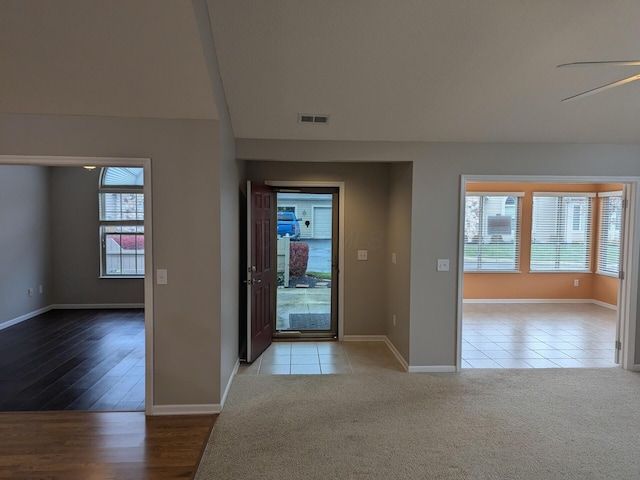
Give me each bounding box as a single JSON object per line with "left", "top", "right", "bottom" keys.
{"left": 615, "top": 340, "right": 622, "bottom": 350}
{"left": 619, "top": 270, "right": 625, "bottom": 280}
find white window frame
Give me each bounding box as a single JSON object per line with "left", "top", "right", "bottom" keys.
{"left": 99, "top": 167, "right": 145, "bottom": 278}
{"left": 530, "top": 192, "right": 595, "bottom": 273}
{"left": 463, "top": 192, "right": 524, "bottom": 272}
{"left": 597, "top": 191, "right": 623, "bottom": 277}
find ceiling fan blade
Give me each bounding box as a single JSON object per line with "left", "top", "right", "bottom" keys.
{"left": 562, "top": 72, "right": 640, "bottom": 102}
{"left": 558, "top": 60, "right": 640, "bottom": 68}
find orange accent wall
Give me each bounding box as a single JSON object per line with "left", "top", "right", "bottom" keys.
{"left": 463, "top": 182, "right": 622, "bottom": 306}
{"left": 593, "top": 275, "right": 618, "bottom": 306}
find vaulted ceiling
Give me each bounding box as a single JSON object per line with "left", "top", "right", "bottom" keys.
{"left": 3, "top": 1, "right": 640, "bottom": 143}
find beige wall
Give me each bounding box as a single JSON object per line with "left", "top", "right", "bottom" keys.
{"left": 245, "top": 161, "right": 392, "bottom": 336}
{"left": 386, "top": 163, "right": 412, "bottom": 361}
{"left": 0, "top": 165, "right": 53, "bottom": 325}
{"left": 237, "top": 140, "right": 640, "bottom": 368}
{"left": 1, "top": 113, "right": 225, "bottom": 408}
{"left": 50, "top": 167, "right": 144, "bottom": 305}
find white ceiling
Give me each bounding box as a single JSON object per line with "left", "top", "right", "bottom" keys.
{"left": 0, "top": 0, "right": 218, "bottom": 120}
{"left": 3, "top": 1, "right": 640, "bottom": 143}
{"left": 208, "top": 0, "right": 640, "bottom": 143}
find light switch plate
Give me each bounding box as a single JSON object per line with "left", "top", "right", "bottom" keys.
{"left": 437, "top": 259, "right": 449, "bottom": 271}
{"left": 392, "top": 252, "right": 397, "bottom": 264}
{"left": 357, "top": 250, "right": 368, "bottom": 261}
{"left": 157, "top": 269, "right": 168, "bottom": 285}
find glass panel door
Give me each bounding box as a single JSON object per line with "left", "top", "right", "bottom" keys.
{"left": 275, "top": 189, "right": 337, "bottom": 338}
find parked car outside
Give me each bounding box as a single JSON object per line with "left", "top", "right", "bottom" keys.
{"left": 277, "top": 211, "right": 301, "bottom": 240}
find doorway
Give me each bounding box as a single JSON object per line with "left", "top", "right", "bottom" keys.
{"left": 456, "top": 175, "right": 640, "bottom": 371}
{"left": 0, "top": 156, "right": 153, "bottom": 413}
{"left": 274, "top": 188, "right": 339, "bottom": 338}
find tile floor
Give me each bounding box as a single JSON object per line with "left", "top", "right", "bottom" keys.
{"left": 239, "top": 303, "right": 618, "bottom": 375}
{"left": 237, "top": 341, "right": 404, "bottom": 375}
{"left": 463, "top": 303, "right": 617, "bottom": 368}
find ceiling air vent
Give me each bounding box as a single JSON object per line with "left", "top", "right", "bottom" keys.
{"left": 298, "top": 113, "right": 330, "bottom": 124}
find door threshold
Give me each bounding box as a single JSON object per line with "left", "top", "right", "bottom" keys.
{"left": 273, "top": 334, "right": 337, "bottom": 342}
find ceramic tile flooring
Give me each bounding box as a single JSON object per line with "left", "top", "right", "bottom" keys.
{"left": 239, "top": 304, "right": 617, "bottom": 375}
{"left": 462, "top": 303, "right": 617, "bottom": 368}
{"left": 237, "top": 341, "right": 404, "bottom": 375}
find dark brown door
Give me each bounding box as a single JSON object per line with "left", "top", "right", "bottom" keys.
{"left": 246, "top": 181, "right": 274, "bottom": 362}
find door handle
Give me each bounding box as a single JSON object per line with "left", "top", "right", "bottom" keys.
{"left": 243, "top": 279, "right": 262, "bottom": 285}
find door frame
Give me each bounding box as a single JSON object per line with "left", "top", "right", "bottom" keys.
{"left": 456, "top": 174, "right": 640, "bottom": 372}
{"left": 0, "top": 155, "right": 154, "bottom": 413}
{"left": 266, "top": 180, "right": 346, "bottom": 340}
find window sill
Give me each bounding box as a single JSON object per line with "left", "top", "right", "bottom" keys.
{"left": 595, "top": 271, "right": 618, "bottom": 278}
{"left": 464, "top": 270, "right": 521, "bottom": 274}
{"left": 100, "top": 275, "right": 145, "bottom": 279}
{"left": 528, "top": 270, "right": 591, "bottom": 274}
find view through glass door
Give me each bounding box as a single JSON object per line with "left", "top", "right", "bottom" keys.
{"left": 275, "top": 189, "right": 338, "bottom": 338}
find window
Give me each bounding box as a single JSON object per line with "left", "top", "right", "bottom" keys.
{"left": 464, "top": 193, "right": 523, "bottom": 271}
{"left": 530, "top": 193, "right": 594, "bottom": 272}
{"left": 597, "top": 191, "right": 623, "bottom": 277}
{"left": 99, "top": 167, "right": 144, "bottom": 277}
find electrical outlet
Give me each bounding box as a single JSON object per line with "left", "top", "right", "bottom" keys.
{"left": 392, "top": 253, "right": 397, "bottom": 264}
{"left": 357, "top": 250, "right": 368, "bottom": 261}
{"left": 39, "top": 285, "right": 43, "bottom": 294}
{"left": 573, "top": 279, "right": 579, "bottom": 287}
{"left": 28, "top": 288, "right": 33, "bottom": 297}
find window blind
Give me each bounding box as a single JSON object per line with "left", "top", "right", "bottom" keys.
{"left": 464, "top": 193, "right": 523, "bottom": 272}
{"left": 530, "top": 193, "right": 595, "bottom": 272}
{"left": 597, "top": 191, "right": 623, "bottom": 277}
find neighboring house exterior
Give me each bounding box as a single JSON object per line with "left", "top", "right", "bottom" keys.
{"left": 278, "top": 193, "right": 332, "bottom": 240}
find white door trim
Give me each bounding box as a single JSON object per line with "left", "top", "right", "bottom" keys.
{"left": 0, "top": 155, "right": 154, "bottom": 413}
{"left": 266, "top": 180, "right": 345, "bottom": 340}
{"left": 457, "top": 174, "right": 640, "bottom": 372}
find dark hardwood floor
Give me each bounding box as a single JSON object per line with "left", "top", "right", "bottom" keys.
{"left": 0, "top": 411, "right": 216, "bottom": 479}
{"left": 0, "top": 309, "right": 145, "bottom": 411}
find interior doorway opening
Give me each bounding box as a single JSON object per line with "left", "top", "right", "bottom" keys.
{"left": 457, "top": 176, "right": 639, "bottom": 371}
{"left": 0, "top": 155, "right": 153, "bottom": 413}
{"left": 274, "top": 188, "right": 339, "bottom": 339}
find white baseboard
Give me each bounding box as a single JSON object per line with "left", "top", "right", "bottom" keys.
{"left": 151, "top": 403, "right": 221, "bottom": 415}
{"left": 463, "top": 298, "right": 618, "bottom": 310}
{"left": 342, "top": 335, "right": 387, "bottom": 342}
{"left": 51, "top": 303, "right": 144, "bottom": 309}
{"left": 0, "top": 305, "right": 53, "bottom": 331}
{"left": 463, "top": 298, "right": 594, "bottom": 304}
{"left": 408, "top": 365, "right": 457, "bottom": 373}
{"left": 220, "top": 360, "right": 240, "bottom": 410}
{"left": 592, "top": 300, "right": 617, "bottom": 310}
{"left": 384, "top": 337, "right": 409, "bottom": 372}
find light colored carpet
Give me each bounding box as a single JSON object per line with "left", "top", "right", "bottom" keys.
{"left": 196, "top": 369, "right": 640, "bottom": 479}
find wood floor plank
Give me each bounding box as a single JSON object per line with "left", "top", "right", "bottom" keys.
{"left": 0, "top": 309, "right": 145, "bottom": 412}
{"left": 0, "top": 412, "right": 216, "bottom": 479}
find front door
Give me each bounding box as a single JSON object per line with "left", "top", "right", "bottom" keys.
{"left": 245, "top": 181, "right": 275, "bottom": 362}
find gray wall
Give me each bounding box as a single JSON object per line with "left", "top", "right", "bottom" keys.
{"left": 50, "top": 167, "right": 144, "bottom": 304}
{"left": 0, "top": 165, "right": 52, "bottom": 325}
{"left": 237, "top": 139, "right": 640, "bottom": 368}
{"left": 245, "top": 161, "right": 391, "bottom": 336}
{"left": 1, "top": 113, "right": 226, "bottom": 407}
{"left": 386, "top": 162, "right": 412, "bottom": 361}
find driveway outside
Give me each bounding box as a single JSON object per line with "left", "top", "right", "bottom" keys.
{"left": 305, "top": 239, "right": 332, "bottom": 274}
